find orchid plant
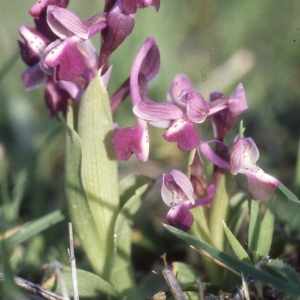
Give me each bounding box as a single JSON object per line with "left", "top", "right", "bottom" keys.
{"left": 1, "top": 0, "right": 300, "bottom": 299}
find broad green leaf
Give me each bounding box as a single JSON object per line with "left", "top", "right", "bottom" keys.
{"left": 207, "top": 170, "right": 233, "bottom": 284}
{"left": 138, "top": 270, "right": 167, "bottom": 299}
{"left": 222, "top": 221, "right": 252, "bottom": 265}
{"left": 2, "top": 209, "right": 65, "bottom": 249}
{"left": 78, "top": 70, "right": 119, "bottom": 279}
{"left": 190, "top": 206, "right": 210, "bottom": 244}
{"left": 43, "top": 268, "right": 120, "bottom": 300}
{"left": 227, "top": 192, "right": 247, "bottom": 236}
{"left": 0, "top": 241, "right": 24, "bottom": 300}
{"left": 209, "top": 170, "right": 234, "bottom": 251}
{"left": 248, "top": 199, "right": 261, "bottom": 263}
{"left": 257, "top": 203, "right": 274, "bottom": 257}
{"left": 110, "top": 179, "right": 153, "bottom": 299}
{"left": 173, "top": 262, "right": 202, "bottom": 286}
{"left": 119, "top": 173, "right": 154, "bottom": 209}
{"left": 260, "top": 259, "right": 300, "bottom": 286}
{"left": 164, "top": 224, "right": 300, "bottom": 297}
{"left": 65, "top": 105, "right": 105, "bottom": 276}
{"left": 8, "top": 169, "right": 27, "bottom": 222}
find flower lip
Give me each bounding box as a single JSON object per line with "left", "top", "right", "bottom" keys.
{"left": 166, "top": 204, "right": 194, "bottom": 232}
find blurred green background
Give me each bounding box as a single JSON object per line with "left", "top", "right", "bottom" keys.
{"left": 1, "top": 0, "right": 300, "bottom": 286}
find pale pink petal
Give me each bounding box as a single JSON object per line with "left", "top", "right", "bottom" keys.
{"left": 77, "top": 39, "right": 99, "bottom": 76}
{"left": 185, "top": 91, "right": 210, "bottom": 123}
{"left": 22, "top": 64, "right": 47, "bottom": 90}
{"left": 47, "top": 5, "right": 88, "bottom": 39}
{"left": 241, "top": 167, "right": 280, "bottom": 201}
{"left": 133, "top": 98, "right": 184, "bottom": 128}
{"left": 101, "top": 65, "right": 113, "bottom": 89}
{"left": 230, "top": 138, "right": 259, "bottom": 175}
{"left": 59, "top": 80, "right": 82, "bottom": 101}
{"left": 171, "top": 170, "right": 195, "bottom": 204}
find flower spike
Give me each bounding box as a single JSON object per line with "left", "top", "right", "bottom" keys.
{"left": 210, "top": 83, "right": 248, "bottom": 141}
{"left": 162, "top": 170, "right": 214, "bottom": 231}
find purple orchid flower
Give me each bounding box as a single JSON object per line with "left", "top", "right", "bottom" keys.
{"left": 162, "top": 170, "right": 215, "bottom": 231}
{"left": 41, "top": 6, "right": 107, "bottom": 82}
{"left": 199, "top": 137, "right": 280, "bottom": 201}
{"left": 210, "top": 83, "right": 248, "bottom": 142}
{"left": 133, "top": 74, "right": 228, "bottom": 151}
{"left": 112, "top": 36, "right": 163, "bottom": 162}
{"left": 99, "top": 0, "right": 135, "bottom": 73}
{"left": 19, "top": 1, "right": 108, "bottom": 118}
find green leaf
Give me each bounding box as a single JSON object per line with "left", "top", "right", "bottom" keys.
{"left": 65, "top": 105, "right": 106, "bottom": 276}
{"left": 248, "top": 199, "right": 261, "bottom": 263}
{"left": 276, "top": 182, "right": 300, "bottom": 203}
{"left": 43, "top": 268, "right": 120, "bottom": 300}
{"left": 109, "top": 177, "right": 154, "bottom": 299}
{"left": 0, "top": 241, "right": 24, "bottom": 300}
{"left": 2, "top": 209, "right": 66, "bottom": 249}
{"left": 9, "top": 169, "right": 27, "bottom": 222}
{"left": 257, "top": 203, "right": 274, "bottom": 257}
{"left": 77, "top": 70, "right": 120, "bottom": 279}
{"left": 227, "top": 192, "right": 247, "bottom": 236}
{"left": 138, "top": 270, "right": 166, "bottom": 299}
{"left": 261, "top": 259, "right": 300, "bottom": 297}
{"left": 222, "top": 220, "right": 252, "bottom": 265}
{"left": 274, "top": 183, "right": 300, "bottom": 240}
{"left": 173, "top": 262, "right": 202, "bottom": 286}
{"left": 163, "top": 224, "right": 300, "bottom": 297}
{"left": 119, "top": 174, "right": 154, "bottom": 209}
{"left": 183, "top": 291, "right": 202, "bottom": 300}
